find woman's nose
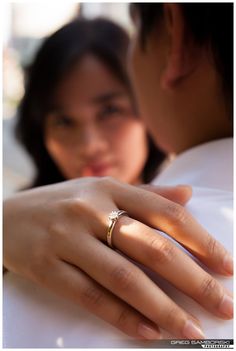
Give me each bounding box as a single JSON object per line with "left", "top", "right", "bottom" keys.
{"left": 77, "top": 126, "right": 108, "bottom": 157}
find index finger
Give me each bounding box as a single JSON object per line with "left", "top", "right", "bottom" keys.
{"left": 111, "top": 180, "right": 233, "bottom": 276}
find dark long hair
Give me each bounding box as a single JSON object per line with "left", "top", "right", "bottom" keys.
{"left": 16, "top": 17, "right": 165, "bottom": 188}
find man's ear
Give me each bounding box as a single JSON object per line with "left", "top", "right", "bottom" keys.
{"left": 161, "top": 3, "right": 200, "bottom": 90}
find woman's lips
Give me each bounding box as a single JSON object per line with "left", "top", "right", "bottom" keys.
{"left": 81, "top": 163, "right": 114, "bottom": 176}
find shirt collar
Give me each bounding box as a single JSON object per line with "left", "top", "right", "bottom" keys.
{"left": 153, "top": 138, "right": 233, "bottom": 192}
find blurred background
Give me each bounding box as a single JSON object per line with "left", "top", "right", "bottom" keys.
{"left": 3, "top": 2, "right": 133, "bottom": 198}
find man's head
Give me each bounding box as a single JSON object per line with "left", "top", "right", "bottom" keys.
{"left": 129, "top": 3, "right": 233, "bottom": 154}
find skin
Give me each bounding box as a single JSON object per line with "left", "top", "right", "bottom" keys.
{"left": 44, "top": 54, "right": 148, "bottom": 184}
{"left": 3, "top": 179, "right": 233, "bottom": 340}
{"left": 3, "top": 6, "right": 233, "bottom": 341}
{"left": 129, "top": 4, "right": 232, "bottom": 154}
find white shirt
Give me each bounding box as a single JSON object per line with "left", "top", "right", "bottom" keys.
{"left": 3, "top": 138, "right": 233, "bottom": 347}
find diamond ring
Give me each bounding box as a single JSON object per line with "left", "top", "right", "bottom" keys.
{"left": 107, "top": 210, "right": 129, "bottom": 248}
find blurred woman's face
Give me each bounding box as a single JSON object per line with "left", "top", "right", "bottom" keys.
{"left": 44, "top": 54, "right": 148, "bottom": 184}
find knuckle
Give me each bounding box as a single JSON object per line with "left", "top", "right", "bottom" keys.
{"left": 161, "top": 306, "right": 179, "bottom": 330}
{"left": 46, "top": 220, "right": 73, "bottom": 251}
{"left": 96, "top": 176, "right": 115, "bottom": 188}
{"left": 80, "top": 285, "right": 103, "bottom": 309}
{"left": 148, "top": 236, "right": 175, "bottom": 265}
{"left": 165, "top": 203, "right": 188, "bottom": 226}
{"left": 64, "top": 198, "right": 89, "bottom": 215}
{"left": 115, "top": 307, "right": 131, "bottom": 329}
{"left": 197, "top": 276, "right": 219, "bottom": 300}
{"left": 110, "top": 266, "right": 138, "bottom": 292}
{"left": 63, "top": 198, "right": 98, "bottom": 222}
{"left": 47, "top": 220, "right": 66, "bottom": 240}
{"left": 97, "top": 176, "right": 122, "bottom": 193}
{"left": 101, "top": 176, "right": 114, "bottom": 184}
{"left": 206, "top": 235, "right": 219, "bottom": 257}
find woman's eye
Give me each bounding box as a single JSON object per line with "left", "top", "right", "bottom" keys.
{"left": 99, "top": 105, "right": 124, "bottom": 119}
{"left": 53, "top": 115, "right": 74, "bottom": 128}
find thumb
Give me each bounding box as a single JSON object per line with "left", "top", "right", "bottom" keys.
{"left": 138, "top": 184, "right": 192, "bottom": 206}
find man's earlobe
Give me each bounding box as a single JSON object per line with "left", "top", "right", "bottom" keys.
{"left": 160, "top": 3, "right": 199, "bottom": 90}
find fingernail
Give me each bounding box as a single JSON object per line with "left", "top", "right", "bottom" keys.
{"left": 177, "top": 184, "right": 192, "bottom": 190}
{"left": 223, "top": 254, "right": 233, "bottom": 275}
{"left": 176, "top": 185, "right": 192, "bottom": 196}
{"left": 138, "top": 322, "right": 162, "bottom": 340}
{"left": 218, "top": 295, "right": 233, "bottom": 318}
{"left": 182, "top": 320, "right": 205, "bottom": 339}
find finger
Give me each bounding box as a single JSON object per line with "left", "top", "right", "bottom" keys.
{"left": 109, "top": 216, "right": 233, "bottom": 320}
{"left": 40, "top": 258, "right": 161, "bottom": 340}
{"left": 58, "top": 234, "right": 205, "bottom": 339}
{"left": 111, "top": 180, "right": 233, "bottom": 276}
{"left": 138, "top": 184, "right": 192, "bottom": 206}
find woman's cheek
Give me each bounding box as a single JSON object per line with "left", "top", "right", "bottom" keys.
{"left": 45, "top": 138, "right": 78, "bottom": 179}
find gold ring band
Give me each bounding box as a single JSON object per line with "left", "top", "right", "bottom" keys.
{"left": 107, "top": 210, "right": 128, "bottom": 248}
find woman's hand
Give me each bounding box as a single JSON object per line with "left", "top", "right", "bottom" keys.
{"left": 3, "top": 177, "right": 233, "bottom": 340}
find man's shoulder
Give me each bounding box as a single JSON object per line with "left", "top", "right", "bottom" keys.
{"left": 152, "top": 138, "right": 233, "bottom": 192}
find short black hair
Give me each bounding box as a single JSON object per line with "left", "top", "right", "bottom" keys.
{"left": 16, "top": 17, "right": 165, "bottom": 188}
{"left": 131, "top": 3, "right": 233, "bottom": 108}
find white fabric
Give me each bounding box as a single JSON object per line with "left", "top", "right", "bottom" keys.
{"left": 155, "top": 138, "right": 233, "bottom": 192}
{"left": 3, "top": 138, "right": 233, "bottom": 347}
